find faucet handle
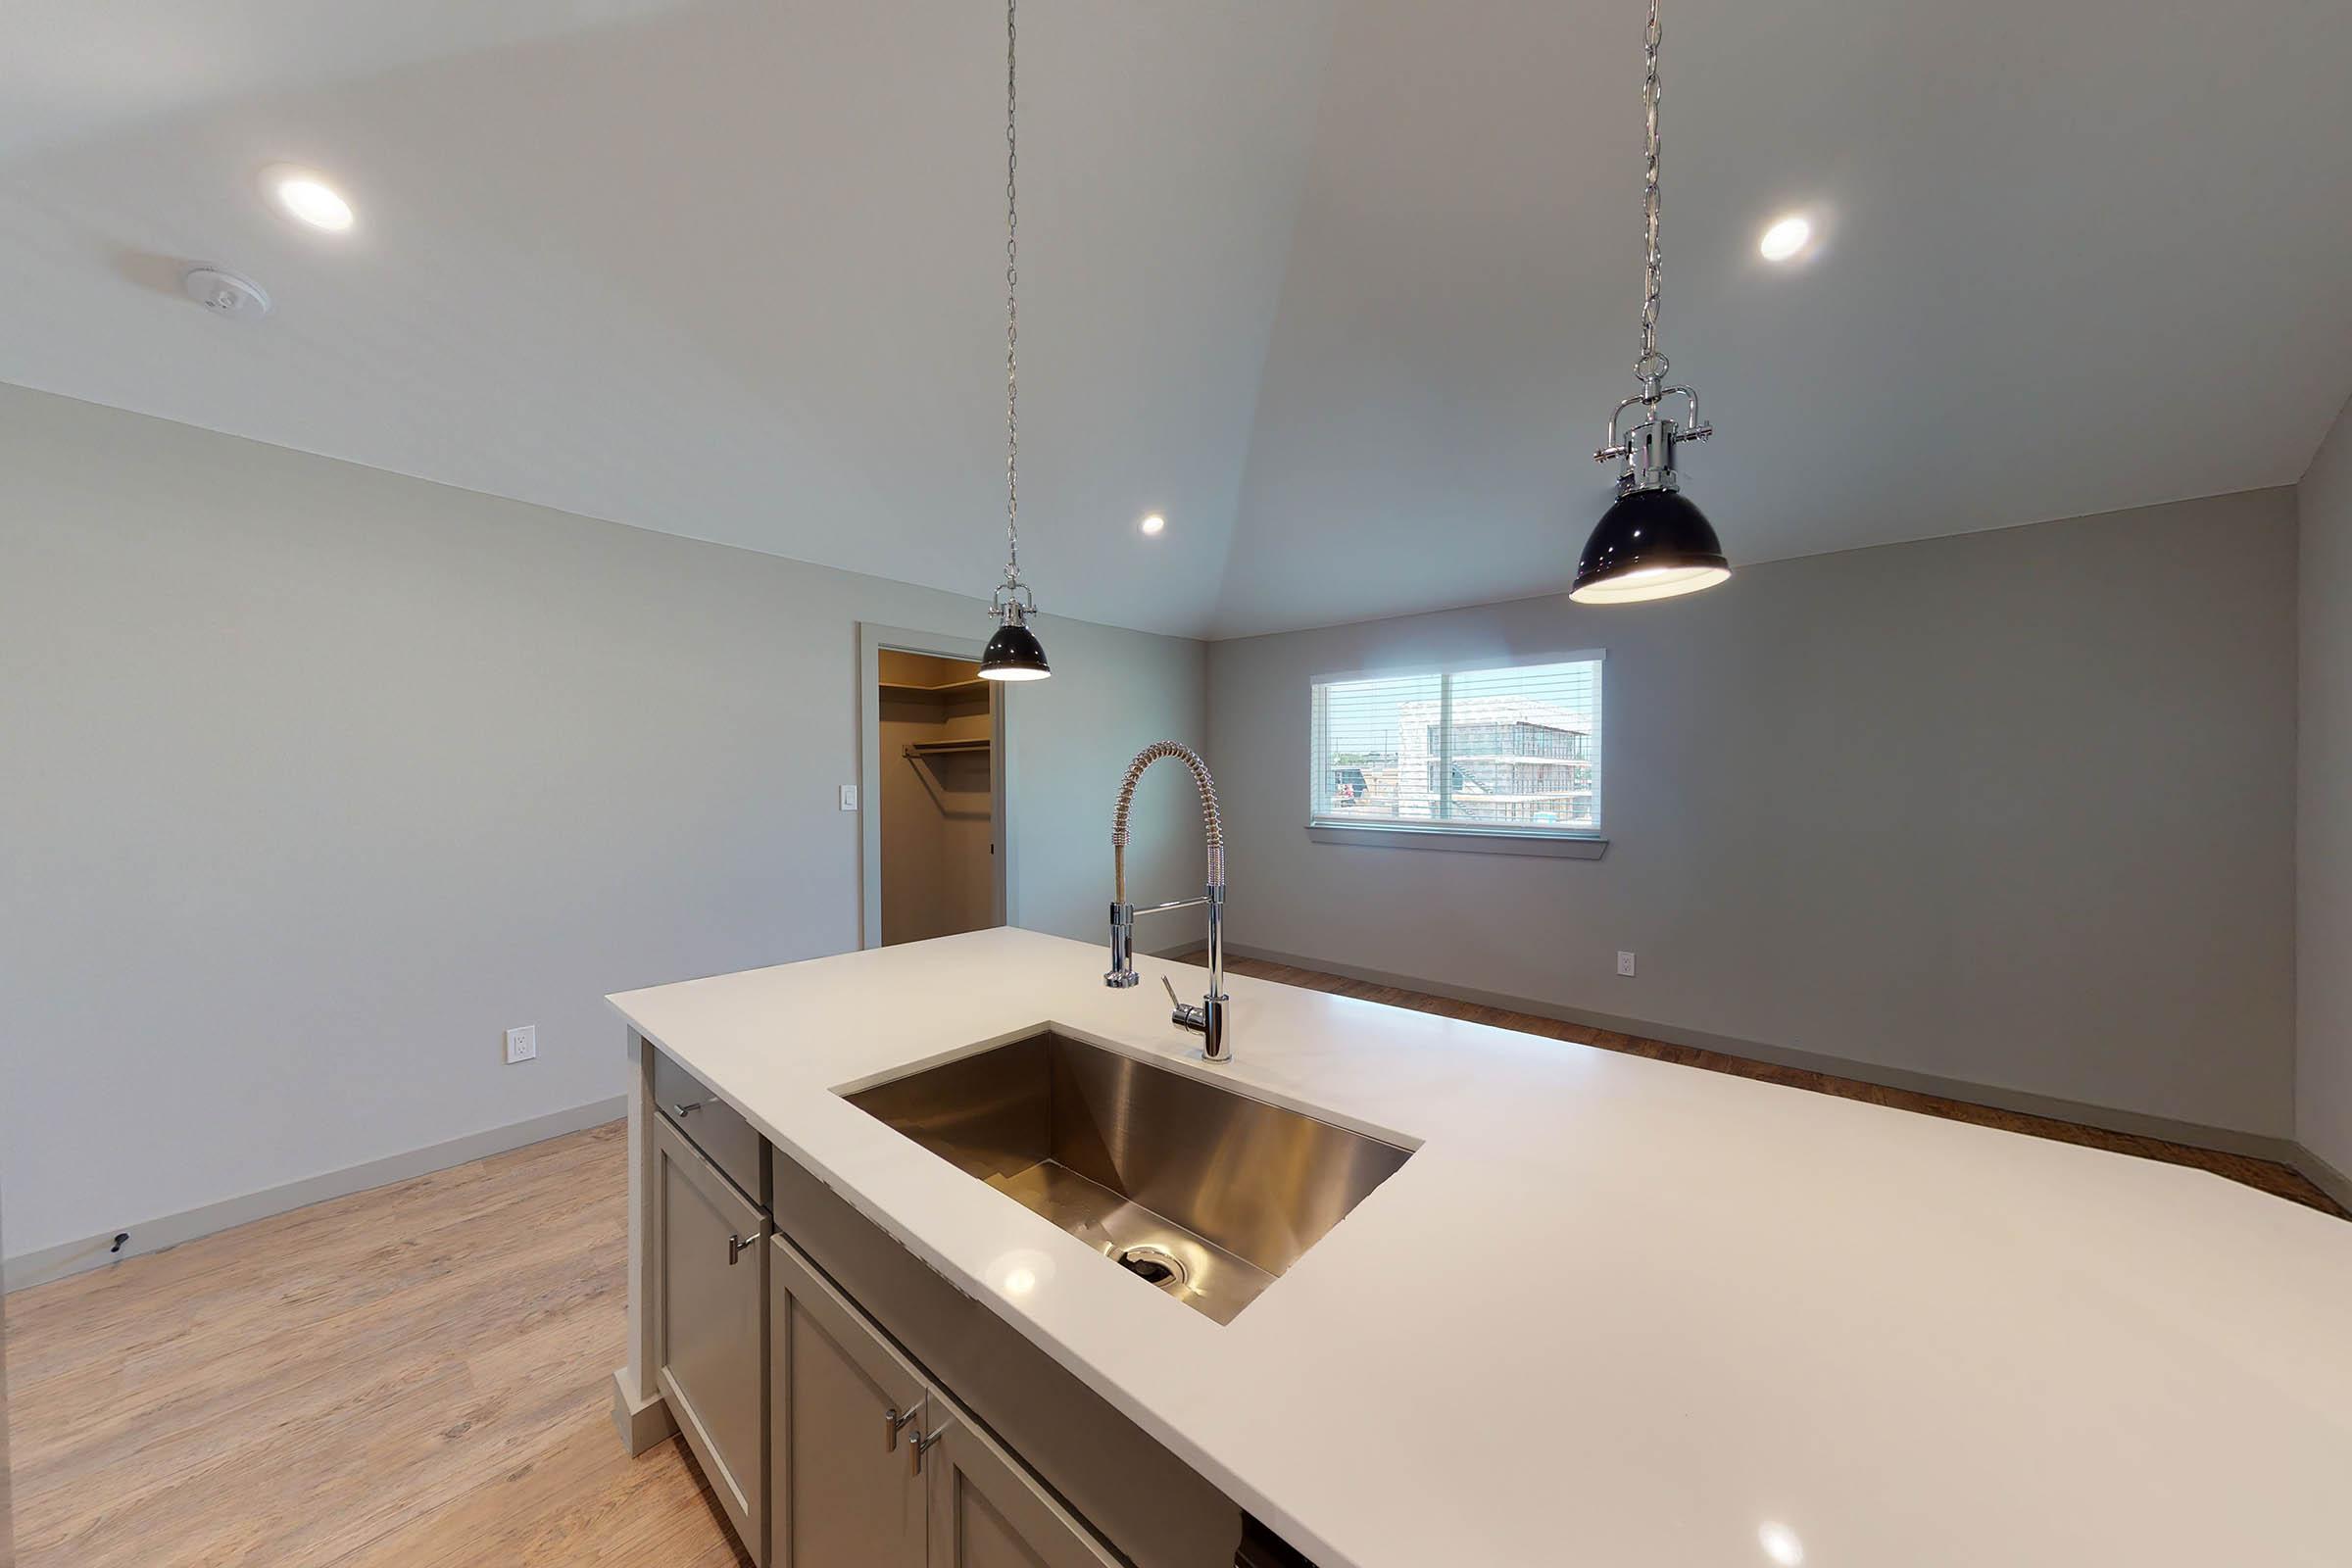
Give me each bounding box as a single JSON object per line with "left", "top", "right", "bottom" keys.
{"left": 1161, "top": 976, "right": 1208, "bottom": 1033}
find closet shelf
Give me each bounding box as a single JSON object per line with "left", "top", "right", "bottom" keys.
{"left": 903, "top": 738, "right": 993, "bottom": 758}
{"left": 881, "top": 678, "right": 990, "bottom": 700}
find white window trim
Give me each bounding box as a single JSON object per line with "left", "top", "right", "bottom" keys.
{"left": 1304, "top": 821, "right": 1609, "bottom": 858}
{"left": 1304, "top": 650, "right": 1608, "bottom": 858}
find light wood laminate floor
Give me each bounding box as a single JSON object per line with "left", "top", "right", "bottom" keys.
{"left": 7, "top": 960, "right": 2336, "bottom": 1568}
{"left": 4, "top": 1121, "right": 748, "bottom": 1568}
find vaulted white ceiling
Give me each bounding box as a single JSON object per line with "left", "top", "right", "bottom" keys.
{"left": 6, "top": 0, "right": 2350, "bottom": 640}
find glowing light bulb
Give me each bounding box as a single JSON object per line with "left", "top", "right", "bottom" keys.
{"left": 264, "top": 166, "right": 355, "bottom": 231}
{"left": 1758, "top": 215, "right": 1811, "bottom": 262}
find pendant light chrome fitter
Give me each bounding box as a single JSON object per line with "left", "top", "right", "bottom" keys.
{"left": 1573, "top": 0, "right": 1731, "bottom": 606}
{"left": 979, "top": 0, "right": 1051, "bottom": 680}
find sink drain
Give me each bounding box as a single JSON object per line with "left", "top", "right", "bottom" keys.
{"left": 1113, "top": 1244, "right": 1187, "bottom": 1290}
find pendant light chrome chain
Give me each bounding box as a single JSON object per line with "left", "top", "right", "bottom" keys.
{"left": 1003, "top": 0, "right": 1022, "bottom": 586}
{"left": 1595, "top": 0, "right": 1710, "bottom": 484}
{"left": 1635, "top": 0, "right": 1667, "bottom": 399}
{"left": 977, "top": 0, "right": 1051, "bottom": 673}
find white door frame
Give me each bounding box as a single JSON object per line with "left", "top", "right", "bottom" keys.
{"left": 858, "top": 622, "right": 1011, "bottom": 950}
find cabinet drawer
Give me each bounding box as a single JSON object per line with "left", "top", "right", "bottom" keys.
{"left": 653, "top": 1044, "right": 766, "bottom": 1203}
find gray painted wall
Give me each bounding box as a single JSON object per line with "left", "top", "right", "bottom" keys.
{"left": 2300, "top": 398, "right": 2352, "bottom": 1179}
{"left": 1208, "top": 491, "right": 2300, "bottom": 1137}
{"left": 0, "top": 384, "right": 1207, "bottom": 1262}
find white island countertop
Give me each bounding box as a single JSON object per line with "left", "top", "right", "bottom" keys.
{"left": 610, "top": 928, "right": 2352, "bottom": 1567}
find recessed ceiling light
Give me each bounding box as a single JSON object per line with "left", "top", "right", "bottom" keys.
{"left": 264, "top": 165, "right": 354, "bottom": 232}
{"left": 1139, "top": 513, "right": 1166, "bottom": 536}
{"left": 1757, "top": 214, "right": 1812, "bottom": 262}
{"left": 1758, "top": 1522, "right": 1805, "bottom": 1566}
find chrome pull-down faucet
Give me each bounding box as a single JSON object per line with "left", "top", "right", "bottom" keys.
{"left": 1104, "top": 742, "right": 1230, "bottom": 1062}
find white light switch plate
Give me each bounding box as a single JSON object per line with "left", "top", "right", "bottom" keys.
{"left": 839, "top": 784, "right": 858, "bottom": 811}
{"left": 505, "top": 1024, "right": 537, "bottom": 1064}
{"left": 1616, "top": 951, "right": 1637, "bottom": 977}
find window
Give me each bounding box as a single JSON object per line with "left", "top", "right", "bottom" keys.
{"left": 1309, "top": 656, "right": 1603, "bottom": 842}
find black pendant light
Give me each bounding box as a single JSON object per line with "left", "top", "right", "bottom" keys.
{"left": 1574, "top": 0, "right": 1731, "bottom": 606}
{"left": 979, "top": 612, "right": 1050, "bottom": 681}
{"left": 979, "top": 0, "right": 1051, "bottom": 680}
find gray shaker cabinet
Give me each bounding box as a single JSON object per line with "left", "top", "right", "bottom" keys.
{"left": 923, "top": 1391, "right": 1121, "bottom": 1568}
{"left": 768, "top": 1234, "right": 928, "bottom": 1567}
{"left": 766, "top": 1234, "right": 1116, "bottom": 1568}
{"left": 652, "top": 1110, "right": 769, "bottom": 1563}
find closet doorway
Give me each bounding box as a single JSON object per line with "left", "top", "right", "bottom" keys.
{"left": 858, "top": 626, "right": 1008, "bottom": 949}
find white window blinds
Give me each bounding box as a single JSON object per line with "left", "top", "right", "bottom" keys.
{"left": 1309, "top": 657, "right": 1602, "bottom": 835}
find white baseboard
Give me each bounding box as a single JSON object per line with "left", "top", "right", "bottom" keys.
{"left": 1221, "top": 941, "right": 2306, "bottom": 1169}
{"left": 4, "top": 1096, "right": 627, "bottom": 1295}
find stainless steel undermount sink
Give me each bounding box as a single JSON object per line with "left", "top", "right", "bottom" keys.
{"left": 842, "top": 1030, "right": 1414, "bottom": 1323}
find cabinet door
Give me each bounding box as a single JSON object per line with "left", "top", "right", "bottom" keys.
{"left": 652, "top": 1112, "right": 767, "bottom": 1563}
{"left": 924, "top": 1392, "right": 1120, "bottom": 1568}
{"left": 769, "top": 1235, "right": 928, "bottom": 1568}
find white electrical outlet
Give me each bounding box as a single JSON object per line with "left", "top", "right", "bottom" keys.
{"left": 504, "top": 1024, "right": 538, "bottom": 1064}
{"left": 839, "top": 783, "right": 858, "bottom": 811}
{"left": 1616, "top": 951, "right": 1637, "bottom": 977}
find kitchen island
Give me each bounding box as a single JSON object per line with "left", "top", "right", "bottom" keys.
{"left": 609, "top": 927, "right": 2352, "bottom": 1566}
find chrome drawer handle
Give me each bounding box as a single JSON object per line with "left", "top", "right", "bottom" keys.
{"left": 670, "top": 1100, "right": 704, "bottom": 1117}
{"left": 728, "top": 1232, "right": 756, "bottom": 1265}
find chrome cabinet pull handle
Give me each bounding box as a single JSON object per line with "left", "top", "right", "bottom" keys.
{"left": 670, "top": 1100, "right": 703, "bottom": 1117}
{"left": 727, "top": 1232, "right": 756, "bottom": 1265}
{"left": 884, "top": 1398, "right": 925, "bottom": 1451}
{"left": 910, "top": 1416, "right": 953, "bottom": 1475}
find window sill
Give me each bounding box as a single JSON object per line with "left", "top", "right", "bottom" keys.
{"left": 1304, "top": 822, "right": 1609, "bottom": 859}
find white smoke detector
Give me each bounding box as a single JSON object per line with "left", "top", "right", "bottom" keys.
{"left": 180, "top": 265, "right": 272, "bottom": 321}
